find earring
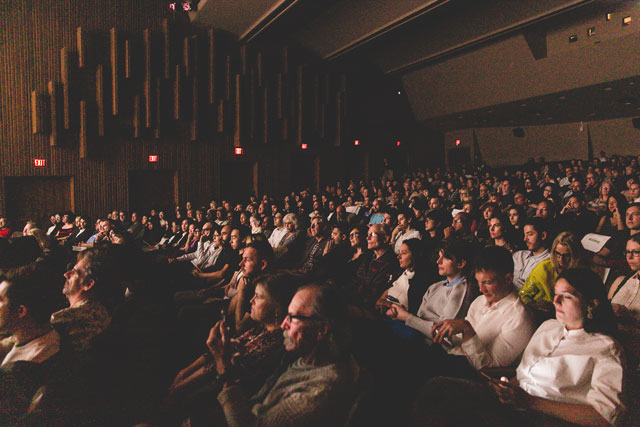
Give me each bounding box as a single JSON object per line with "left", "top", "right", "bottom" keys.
{"left": 586, "top": 305, "right": 594, "bottom": 320}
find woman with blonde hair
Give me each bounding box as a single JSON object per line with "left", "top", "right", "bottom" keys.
{"left": 519, "top": 231, "right": 587, "bottom": 313}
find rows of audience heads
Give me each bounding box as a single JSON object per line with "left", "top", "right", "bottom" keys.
{"left": 0, "top": 152, "right": 638, "bottom": 425}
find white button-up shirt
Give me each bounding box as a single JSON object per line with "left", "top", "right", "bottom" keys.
{"left": 512, "top": 249, "right": 550, "bottom": 290}
{"left": 450, "top": 290, "right": 536, "bottom": 370}
{"left": 393, "top": 228, "right": 422, "bottom": 254}
{"left": 517, "top": 319, "right": 625, "bottom": 425}
{"left": 268, "top": 226, "right": 288, "bottom": 249}
{"left": 611, "top": 273, "right": 640, "bottom": 321}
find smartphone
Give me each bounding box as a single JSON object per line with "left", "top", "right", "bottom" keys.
{"left": 386, "top": 294, "right": 400, "bottom": 304}
{"left": 433, "top": 328, "right": 453, "bottom": 347}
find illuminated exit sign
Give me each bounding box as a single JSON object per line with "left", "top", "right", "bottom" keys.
{"left": 148, "top": 155, "right": 159, "bottom": 163}
{"left": 33, "top": 158, "right": 46, "bottom": 167}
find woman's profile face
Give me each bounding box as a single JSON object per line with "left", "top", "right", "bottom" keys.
{"left": 489, "top": 218, "right": 504, "bottom": 239}
{"left": 349, "top": 228, "right": 362, "bottom": 247}
{"left": 508, "top": 209, "right": 520, "bottom": 226}
{"left": 608, "top": 197, "right": 618, "bottom": 213}
{"left": 626, "top": 240, "right": 640, "bottom": 272}
{"left": 250, "top": 284, "right": 274, "bottom": 323}
{"left": 553, "top": 278, "right": 585, "bottom": 330}
{"left": 397, "top": 244, "right": 413, "bottom": 270}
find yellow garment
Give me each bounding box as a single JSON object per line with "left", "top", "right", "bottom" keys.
{"left": 519, "top": 259, "right": 557, "bottom": 304}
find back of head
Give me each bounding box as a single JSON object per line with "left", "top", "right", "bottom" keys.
{"left": 474, "top": 245, "right": 514, "bottom": 277}
{"left": 4, "top": 262, "right": 63, "bottom": 325}
{"left": 80, "top": 246, "right": 126, "bottom": 311}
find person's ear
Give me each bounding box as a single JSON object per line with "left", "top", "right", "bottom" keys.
{"left": 456, "top": 259, "right": 467, "bottom": 271}
{"left": 260, "top": 259, "right": 268, "bottom": 271}
{"left": 540, "top": 231, "right": 547, "bottom": 242}
{"left": 82, "top": 278, "right": 96, "bottom": 292}
{"left": 316, "top": 322, "right": 330, "bottom": 341}
{"left": 17, "top": 305, "right": 28, "bottom": 319}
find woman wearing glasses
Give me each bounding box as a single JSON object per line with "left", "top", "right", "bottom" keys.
{"left": 608, "top": 233, "right": 640, "bottom": 323}
{"left": 519, "top": 231, "right": 587, "bottom": 314}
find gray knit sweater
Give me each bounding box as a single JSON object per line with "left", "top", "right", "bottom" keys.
{"left": 218, "top": 357, "right": 358, "bottom": 426}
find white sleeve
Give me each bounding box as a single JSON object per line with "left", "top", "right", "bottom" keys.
{"left": 586, "top": 348, "right": 626, "bottom": 425}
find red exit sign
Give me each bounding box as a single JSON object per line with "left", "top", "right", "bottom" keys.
{"left": 33, "top": 158, "right": 46, "bottom": 167}
{"left": 148, "top": 155, "right": 159, "bottom": 163}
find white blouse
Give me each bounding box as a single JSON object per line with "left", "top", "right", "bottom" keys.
{"left": 611, "top": 273, "right": 640, "bottom": 321}
{"left": 386, "top": 270, "right": 415, "bottom": 310}
{"left": 516, "top": 319, "right": 625, "bottom": 425}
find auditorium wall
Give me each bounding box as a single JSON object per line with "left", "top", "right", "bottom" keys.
{"left": 444, "top": 117, "right": 640, "bottom": 168}
{"left": 0, "top": 1, "right": 411, "bottom": 222}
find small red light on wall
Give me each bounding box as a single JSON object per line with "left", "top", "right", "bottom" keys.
{"left": 455, "top": 139, "right": 461, "bottom": 146}
{"left": 148, "top": 155, "right": 159, "bottom": 163}
{"left": 169, "top": 2, "right": 176, "bottom": 11}
{"left": 301, "top": 143, "right": 308, "bottom": 150}
{"left": 354, "top": 140, "right": 360, "bottom": 146}
{"left": 396, "top": 141, "right": 401, "bottom": 147}
{"left": 33, "top": 158, "right": 46, "bottom": 167}
{"left": 234, "top": 147, "right": 244, "bottom": 156}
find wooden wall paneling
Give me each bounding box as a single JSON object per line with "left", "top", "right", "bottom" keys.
{"left": 263, "top": 86, "right": 268, "bottom": 144}
{"left": 208, "top": 28, "right": 215, "bottom": 104}
{"left": 61, "top": 47, "right": 70, "bottom": 129}
{"left": 48, "top": 81, "right": 59, "bottom": 146}
{"left": 225, "top": 55, "right": 231, "bottom": 101}
{"left": 133, "top": 94, "right": 141, "bottom": 138}
{"left": 77, "top": 27, "right": 86, "bottom": 68}
{"left": 296, "top": 65, "right": 303, "bottom": 145}
{"left": 276, "top": 72, "right": 283, "bottom": 120}
{"left": 313, "top": 73, "right": 319, "bottom": 130}
{"left": 155, "top": 78, "right": 162, "bottom": 139}
{"left": 282, "top": 46, "right": 288, "bottom": 76}
{"left": 335, "top": 91, "right": 341, "bottom": 147}
{"left": 144, "top": 29, "right": 152, "bottom": 128}
{"left": 110, "top": 28, "right": 119, "bottom": 116}
{"left": 240, "top": 45, "right": 247, "bottom": 76}
{"left": 340, "top": 74, "right": 347, "bottom": 120}
{"left": 217, "top": 99, "right": 224, "bottom": 132}
{"left": 173, "top": 64, "right": 181, "bottom": 120}
{"left": 190, "top": 35, "right": 198, "bottom": 141}
{"left": 233, "top": 74, "right": 241, "bottom": 146}
{"left": 249, "top": 67, "right": 255, "bottom": 141}
{"left": 79, "top": 100, "right": 88, "bottom": 158}
{"left": 162, "top": 19, "right": 170, "bottom": 79}
{"left": 257, "top": 51, "right": 263, "bottom": 88}
{"left": 323, "top": 73, "right": 329, "bottom": 105}
{"left": 320, "top": 103, "right": 326, "bottom": 139}
{"left": 96, "top": 65, "right": 104, "bottom": 136}
{"left": 125, "top": 39, "right": 131, "bottom": 79}
{"left": 30, "top": 90, "right": 43, "bottom": 134}
{"left": 183, "top": 36, "right": 191, "bottom": 77}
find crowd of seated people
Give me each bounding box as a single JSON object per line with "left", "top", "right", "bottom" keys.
{"left": 0, "top": 152, "right": 639, "bottom": 425}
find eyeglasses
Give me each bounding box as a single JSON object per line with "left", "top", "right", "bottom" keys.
{"left": 366, "top": 232, "right": 378, "bottom": 238}
{"left": 285, "top": 313, "right": 324, "bottom": 323}
{"left": 553, "top": 250, "right": 572, "bottom": 260}
{"left": 349, "top": 232, "right": 360, "bottom": 237}
{"left": 627, "top": 212, "right": 640, "bottom": 219}
{"left": 625, "top": 250, "right": 640, "bottom": 258}
{"left": 453, "top": 219, "right": 463, "bottom": 224}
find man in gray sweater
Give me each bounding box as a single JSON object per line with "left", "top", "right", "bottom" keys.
{"left": 215, "top": 284, "right": 359, "bottom": 426}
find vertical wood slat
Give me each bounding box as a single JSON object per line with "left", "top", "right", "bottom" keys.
{"left": 173, "top": 64, "right": 181, "bottom": 120}
{"left": 313, "top": 74, "right": 319, "bottom": 130}
{"left": 282, "top": 46, "right": 288, "bottom": 75}
{"left": 79, "top": 100, "right": 87, "bottom": 158}
{"left": 217, "top": 99, "right": 224, "bottom": 132}
{"left": 183, "top": 36, "right": 190, "bottom": 77}
{"left": 257, "top": 51, "right": 263, "bottom": 88}
{"left": 144, "top": 29, "right": 151, "bottom": 128}
{"left": 96, "top": 65, "right": 104, "bottom": 136}
{"left": 31, "top": 90, "right": 42, "bottom": 134}
{"left": 225, "top": 56, "right": 231, "bottom": 100}
{"left": 296, "top": 65, "right": 303, "bottom": 145}
{"left": 155, "top": 79, "right": 161, "bottom": 139}
{"left": 249, "top": 67, "right": 255, "bottom": 141}
{"left": 335, "top": 91, "right": 341, "bottom": 147}
{"left": 276, "top": 73, "right": 283, "bottom": 119}
{"left": 162, "top": 19, "right": 170, "bottom": 79}
{"left": 110, "top": 28, "right": 118, "bottom": 116}
{"left": 125, "top": 40, "right": 131, "bottom": 79}
{"left": 133, "top": 95, "right": 140, "bottom": 139}
{"left": 60, "top": 47, "right": 70, "bottom": 129}
{"left": 233, "top": 74, "right": 241, "bottom": 146}
{"left": 133, "top": 95, "right": 141, "bottom": 138}
{"left": 240, "top": 45, "right": 247, "bottom": 76}
{"left": 208, "top": 28, "right": 214, "bottom": 104}
{"left": 48, "top": 81, "right": 58, "bottom": 146}
{"left": 76, "top": 27, "right": 86, "bottom": 68}
{"left": 190, "top": 35, "right": 198, "bottom": 141}
{"left": 263, "top": 86, "right": 268, "bottom": 144}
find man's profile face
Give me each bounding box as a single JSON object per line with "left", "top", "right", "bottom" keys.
{"left": 241, "top": 247, "right": 261, "bottom": 277}
{"left": 367, "top": 225, "right": 385, "bottom": 250}
{"left": 626, "top": 206, "right": 640, "bottom": 230}
{"left": 523, "top": 225, "right": 542, "bottom": 252}
{"left": 281, "top": 288, "right": 321, "bottom": 354}
{"left": 63, "top": 257, "right": 91, "bottom": 302}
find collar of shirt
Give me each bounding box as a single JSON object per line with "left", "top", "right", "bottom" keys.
{"left": 480, "top": 290, "right": 518, "bottom": 312}
{"left": 444, "top": 275, "right": 466, "bottom": 287}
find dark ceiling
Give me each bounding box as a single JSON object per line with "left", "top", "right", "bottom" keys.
{"left": 189, "top": 0, "right": 640, "bottom": 131}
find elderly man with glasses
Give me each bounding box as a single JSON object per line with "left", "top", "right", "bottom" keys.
{"left": 215, "top": 284, "right": 359, "bottom": 426}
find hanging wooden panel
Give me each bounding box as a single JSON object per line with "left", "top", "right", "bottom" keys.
{"left": 208, "top": 28, "right": 215, "bottom": 104}
{"left": 110, "top": 27, "right": 118, "bottom": 116}
{"left": 79, "top": 100, "right": 88, "bottom": 158}
{"left": 48, "top": 81, "right": 59, "bottom": 146}
{"left": 96, "top": 65, "right": 104, "bottom": 136}
{"left": 61, "top": 47, "right": 70, "bottom": 129}
{"left": 77, "top": 27, "right": 86, "bottom": 68}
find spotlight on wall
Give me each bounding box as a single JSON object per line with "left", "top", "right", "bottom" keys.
{"left": 301, "top": 143, "right": 308, "bottom": 150}
{"left": 623, "top": 16, "right": 632, "bottom": 26}
{"left": 234, "top": 147, "right": 244, "bottom": 156}
{"left": 455, "top": 139, "right": 461, "bottom": 146}
{"left": 354, "top": 139, "right": 360, "bottom": 146}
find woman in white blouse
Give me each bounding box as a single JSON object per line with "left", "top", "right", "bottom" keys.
{"left": 492, "top": 268, "right": 624, "bottom": 426}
